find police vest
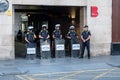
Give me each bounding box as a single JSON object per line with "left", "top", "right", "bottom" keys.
{"left": 40, "top": 30, "right": 49, "bottom": 38}
{"left": 68, "top": 31, "right": 76, "bottom": 39}
{"left": 53, "top": 30, "right": 61, "bottom": 38}
{"left": 26, "top": 32, "right": 34, "bottom": 42}
{"left": 82, "top": 30, "right": 91, "bottom": 40}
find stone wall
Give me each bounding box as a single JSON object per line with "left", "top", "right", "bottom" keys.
{"left": 12, "top": 0, "right": 87, "bottom": 6}
{"left": 87, "top": 0, "right": 112, "bottom": 56}
{"left": 0, "top": 0, "right": 112, "bottom": 60}
{"left": 0, "top": 0, "right": 14, "bottom": 60}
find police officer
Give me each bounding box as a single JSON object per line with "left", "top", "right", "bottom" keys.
{"left": 80, "top": 25, "right": 91, "bottom": 59}
{"left": 25, "top": 26, "right": 36, "bottom": 44}
{"left": 67, "top": 26, "right": 77, "bottom": 40}
{"left": 52, "top": 24, "right": 62, "bottom": 39}
{"left": 39, "top": 24, "right": 50, "bottom": 41}
{"left": 67, "top": 26, "right": 78, "bottom": 56}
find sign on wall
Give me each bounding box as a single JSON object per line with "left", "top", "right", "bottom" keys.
{"left": 0, "top": 0, "right": 9, "bottom": 12}
{"left": 6, "top": 10, "right": 12, "bottom": 16}
{"left": 91, "top": 6, "right": 98, "bottom": 17}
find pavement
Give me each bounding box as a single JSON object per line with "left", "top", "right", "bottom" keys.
{"left": 0, "top": 55, "right": 120, "bottom": 80}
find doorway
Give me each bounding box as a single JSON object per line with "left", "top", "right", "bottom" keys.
{"left": 13, "top": 5, "right": 86, "bottom": 58}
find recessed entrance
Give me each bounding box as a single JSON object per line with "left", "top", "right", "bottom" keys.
{"left": 13, "top": 5, "right": 86, "bottom": 58}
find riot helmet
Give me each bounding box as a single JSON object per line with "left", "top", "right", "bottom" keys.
{"left": 42, "top": 24, "right": 47, "bottom": 30}
{"left": 69, "top": 26, "right": 75, "bottom": 30}
{"left": 55, "top": 24, "right": 60, "bottom": 30}
{"left": 28, "top": 26, "right": 34, "bottom": 32}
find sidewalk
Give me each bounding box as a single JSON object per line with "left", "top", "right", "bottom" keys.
{"left": 0, "top": 55, "right": 119, "bottom": 75}
{"left": 0, "top": 55, "right": 120, "bottom": 80}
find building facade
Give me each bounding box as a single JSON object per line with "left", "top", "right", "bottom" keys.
{"left": 0, "top": 0, "right": 112, "bottom": 60}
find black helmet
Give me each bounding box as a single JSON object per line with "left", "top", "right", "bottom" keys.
{"left": 69, "top": 26, "right": 75, "bottom": 30}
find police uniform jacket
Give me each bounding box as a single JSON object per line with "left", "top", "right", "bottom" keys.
{"left": 53, "top": 30, "right": 62, "bottom": 39}
{"left": 81, "top": 30, "right": 91, "bottom": 42}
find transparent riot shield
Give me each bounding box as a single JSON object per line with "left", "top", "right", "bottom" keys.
{"left": 70, "top": 38, "right": 80, "bottom": 58}
{"left": 26, "top": 43, "right": 36, "bottom": 59}
{"left": 55, "top": 39, "right": 65, "bottom": 58}
{"left": 40, "top": 39, "right": 51, "bottom": 59}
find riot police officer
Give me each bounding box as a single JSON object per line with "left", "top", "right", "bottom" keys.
{"left": 39, "top": 25, "right": 50, "bottom": 41}
{"left": 52, "top": 24, "right": 62, "bottom": 39}
{"left": 67, "top": 26, "right": 78, "bottom": 56}
{"left": 67, "top": 26, "right": 77, "bottom": 40}
{"left": 80, "top": 25, "right": 91, "bottom": 59}
{"left": 25, "top": 26, "right": 36, "bottom": 44}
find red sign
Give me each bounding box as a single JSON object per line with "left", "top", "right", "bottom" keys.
{"left": 91, "top": 6, "right": 98, "bottom": 17}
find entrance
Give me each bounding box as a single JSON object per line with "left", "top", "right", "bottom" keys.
{"left": 14, "top": 5, "right": 86, "bottom": 58}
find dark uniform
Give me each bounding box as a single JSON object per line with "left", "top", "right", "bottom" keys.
{"left": 67, "top": 29, "right": 78, "bottom": 56}
{"left": 81, "top": 30, "right": 91, "bottom": 59}
{"left": 39, "top": 30, "right": 49, "bottom": 41}
{"left": 67, "top": 31, "right": 77, "bottom": 41}
{"left": 25, "top": 27, "right": 36, "bottom": 59}
{"left": 25, "top": 32, "right": 35, "bottom": 43}
{"left": 52, "top": 24, "right": 63, "bottom": 58}
{"left": 53, "top": 30, "right": 62, "bottom": 39}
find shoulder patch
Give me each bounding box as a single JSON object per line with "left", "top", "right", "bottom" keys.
{"left": 46, "top": 30, "right": 48, "bottom": 33}
{"left": 40, "top": 30, "right": 43, "bottom": 32}
{"left": 54, "top": 30, "right": 56, "bottom": 32}
{"left": 68, "top": 31, "right": 70, "bottom": 34}
{"left": 27, "top": 32, "right": 29, "bottom": 34}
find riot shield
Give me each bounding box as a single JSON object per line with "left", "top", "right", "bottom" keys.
{"left": 26, "top": 43, "right": 36, "bottom": 59}
{"left": 70, "top": 38, "right": 80, "bottom": 58}
{"left": 40, "top": 39, "right": 51, "bottom": 59}
{"left": 54, "top": 39, "right": 65, "bottom": 58}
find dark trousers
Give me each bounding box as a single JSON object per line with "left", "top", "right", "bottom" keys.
{"left": 81, "top": 41, "right": 90, "bottom": 58}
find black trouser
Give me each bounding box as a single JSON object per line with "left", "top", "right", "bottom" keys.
{"left": 81, "top": 41, "right": 90, "bottom": 58}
